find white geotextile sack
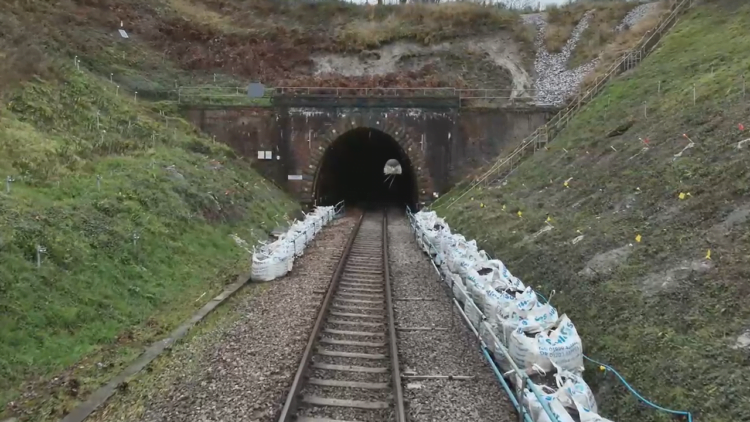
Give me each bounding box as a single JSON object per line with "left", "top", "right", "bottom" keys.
{"left": 493, "top": 287, "right": 558, "bottom": 346}
{"left": 290, "top": 221, "right": 308, "bottom": 244}
{"left": 538, "top": 314, "right": 584, "bottom": 373}
{"left": 444, "top": 235, "right": 466, "bottom": 273}
{"left": 514, "top": 288, "right": 559, "bottom": 333}
{"left": 483, "top": 288, "right": 520, "bottom": 325}
{"left": 523, "top": 389, "right": 577, "bottom": 422}
{"left": 447, "top": 271, "right": 463, "bottom": 288}
{"left": 304, "top": 220, "right": 316, "bottom": 239}
{"left": 485, "top": 259, "right": 525, "bottom": 291}
{"left": 510, "top": 327, "right": 553, "bottom": 373}
{"left": 456, "top": 249, "right": 487, "bottom": 280}
{"left": 250, "top": 252, "right": 274, "bottom": 282}
{"left": 423, "top": 218, "right": 450, "bottom": 251}
{"left": 269, "top": 238, "right": 294, "bottom": 278}
{"left": 575, "top": 402, "right": 615, "bottom": 422}
{"left": 292, "top": 233, "right": 305, "bottom": 256}
{"left": 555, "top": 368, "right": 598, "bottom": 414}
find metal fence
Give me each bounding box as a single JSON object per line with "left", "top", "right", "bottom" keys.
{"left": 160, "top": 85, "right": 572, "bottom": 107}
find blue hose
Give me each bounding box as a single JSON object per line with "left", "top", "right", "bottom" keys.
{"left": 582, "top": 355, "right": 693, "bottom": 422}
{"left": 532, "top": 292, "right": 693, "bottom": 421}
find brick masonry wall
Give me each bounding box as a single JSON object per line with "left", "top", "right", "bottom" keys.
{"left": 183, "top": 104, "right": 556, "bottom": 205}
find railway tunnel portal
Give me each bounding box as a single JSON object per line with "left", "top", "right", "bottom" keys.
{"left": 184, "top": 95, "right": 557, "bottom": 209}
{"left": 314, "top": 127, "right": 418, "bottom": 208}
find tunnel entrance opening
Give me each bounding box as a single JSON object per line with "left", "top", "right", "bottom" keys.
{"left": 314, "top": 127, "right": 417, "bottom": 209}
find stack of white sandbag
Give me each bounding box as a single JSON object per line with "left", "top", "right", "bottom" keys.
{"left": 410, "top": 210, "right": 614, "bottom": 422}
{"left": 251, "top": 206, "right": 336, "bottom": 282}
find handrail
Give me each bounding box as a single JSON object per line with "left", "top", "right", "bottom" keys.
{"left": 429, "top": 0, "right": 695, "bottom": 211}
{"left": 159, "top": 85, "right": 572, "bottom": 104}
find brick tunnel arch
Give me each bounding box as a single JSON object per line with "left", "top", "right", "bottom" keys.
{"left": 312, "top": 127, "right": 419, "bottom": 208}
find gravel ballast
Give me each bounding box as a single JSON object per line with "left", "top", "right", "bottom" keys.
{"left": 90, "top": 215, "right": 357, "bottom": 422}
{"left": 388, "top": 211, "right": 514, "bottom": 422}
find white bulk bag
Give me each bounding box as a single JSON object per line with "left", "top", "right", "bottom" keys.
{"left": 574, "top": 402, "right": 615, "bottom": 422}
{"left": 291, "top": 233, "right": 305, "bottom": 256}
{"left": 424, "top": 218, "right": 449, "bottom": 249}
{"left": 523, "top": 389, "right": 577, "bottom": 422}
{"left": 538, "top": 314, "right": 584, "bottom": 373}
{"left": 493, "top": 288, "right": 557, "bottom": 346}
{"left": 555, "top": 368, "right": 598, "bottom": 414}
{"left": 479, "top": 321, "right": 499, "bottom": 353}
{"left": 269, "top": 238, "right": 294, "bottom": 278}
{"left": 484, "top": 259, "right": 526, "bottom": 291}
{"left": 509, "top": 327, "right": 553, "bottom": 373}
{"left": 515, "top": 288, "right": 559, "bottom": 333}
{"left": 519, "top": 302, "right": 559, "bottom": 334}
{"left": 447, "top": 271, "right": 463, "bottom": 288}
{"left": 250, "top": 251, "right": 275, "bottom": 282}
{"left": 483, "top": 288, "right": 520, "bottom": 325}
{"left": 290, "top": 221, "right": 308, "bottom": 244}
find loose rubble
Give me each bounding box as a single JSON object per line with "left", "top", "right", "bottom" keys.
{"left": 388, "top": 212, "right": 514, "bottom": 422}
{"left": 616, "top": 2, "right": 661, "bottom": 31}
{"left": 524, "top": 2, "right": 660, "bottom": 106}
{"left": 525, "top": 11, "right": 598, "bottom": 106}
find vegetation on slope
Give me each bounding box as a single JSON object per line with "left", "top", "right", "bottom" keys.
{"left": 567, "top": 1, "right": 664, "bottom": 69}
{"left": 0, "top": 59, "right": 297, "bottom": 420}
{"left": 543, "top": 1, "right": 634, "bottom": 53}
{"left": 434, "top": 2, "right": 750, "bottom": 421}
{"left": 1, "top": 0, "right": 532, "bottom": 94}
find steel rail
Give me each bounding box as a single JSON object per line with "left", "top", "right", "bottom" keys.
{"left": 276, "top": 212, "right": 365, "bottom": 421}
{"left": 382, "top": 210, "right": 407, "bottom": 422}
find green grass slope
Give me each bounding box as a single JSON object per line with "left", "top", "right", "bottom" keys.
{"left": 0, "top": 63, "right": 297, "bottom": 420}
{"left": 434, "top": 2, "right": 750, "bottom": 421}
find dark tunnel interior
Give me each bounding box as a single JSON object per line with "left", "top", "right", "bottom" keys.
{"left": 314, "top": 128, "right": 417, "bottom": 208}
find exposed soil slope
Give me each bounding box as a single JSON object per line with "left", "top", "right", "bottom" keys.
{"left": 1, "top": 0, "right": 667, "bottom": 99}
{"left": 433, "top": 2, "right": 750, "bottom": 421}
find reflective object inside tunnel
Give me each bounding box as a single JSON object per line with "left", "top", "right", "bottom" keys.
{"left": 314, "top": 127, "right": 417, "bottom": 208}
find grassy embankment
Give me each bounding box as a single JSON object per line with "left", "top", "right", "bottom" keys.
{"left": 0, "top": 45, "right": 297, "bottom": 422}
{"left": 434, "top": 2, "right": 750, "bottom": 421}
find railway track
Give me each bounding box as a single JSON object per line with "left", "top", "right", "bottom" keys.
{"left": 278, "top": 210, "right": 406, "bottom": 422}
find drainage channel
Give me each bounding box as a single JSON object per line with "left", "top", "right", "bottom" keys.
{"left": 277, "top": 210, "right": 406, "bottom": 422}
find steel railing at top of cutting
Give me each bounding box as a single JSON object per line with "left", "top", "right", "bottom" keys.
{"left": 159, "top": 85, "right": 572, "bottom": 105}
